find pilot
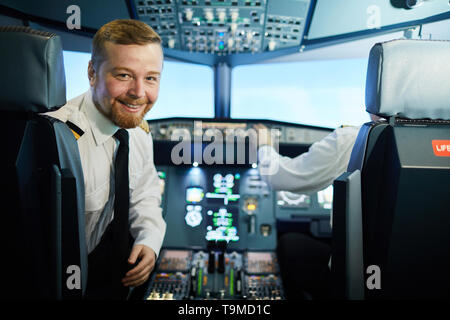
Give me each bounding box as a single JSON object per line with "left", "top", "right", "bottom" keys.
{"left": 255, "top": 113, "right": 381, "bottom": 198}
{"left": 45, "top": 19, "right": 166, "bottom": 299}
{"left": 254, "top": 114, "right": 380, "bottom": 299}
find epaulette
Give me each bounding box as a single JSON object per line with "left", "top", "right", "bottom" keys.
{"left": 66, "top": 121, "right": 84, "bottom": 140}
{"left": 139, "top": 120, "right": 150, "bottom": 134}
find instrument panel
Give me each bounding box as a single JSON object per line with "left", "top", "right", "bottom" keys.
{"left": 144, "top": 118, "right": 334, "bottom": 300}
{"left": 145, "top": 249, "right": 284, "bottom": 300}
{"left": 148, "top": 118, "right": 331, "bottom": 145}
{"left": 146, "top": 164, "right": 332, "bottom": 299}
{"left": 130, "top": 0, "right": 312, "bottom": 54}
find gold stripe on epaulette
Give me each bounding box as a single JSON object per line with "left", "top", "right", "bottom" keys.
{"left": 66, "top": 121, "right": 84, "bottom": 140}
{"left": 70, "top": 129, "right": 81, "bottom": 140}
{"left": 139, "top": 120, "right": 150, "bottom": 133}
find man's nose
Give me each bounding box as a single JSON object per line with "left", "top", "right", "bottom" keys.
{"left": 128, "top": 78, "right": 145, "bottom": 99}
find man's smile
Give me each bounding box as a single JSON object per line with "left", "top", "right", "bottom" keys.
{"left": 117, "top": 99, "right": 147, "bottom": 113}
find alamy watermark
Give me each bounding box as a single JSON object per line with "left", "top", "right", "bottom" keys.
{"left": 366, "top": 264, "right": 381, "bottom": 290}
{"left": 66, "top": 5, "right": 81, "bottom": 30}
{"left": 169, "top": 121, "right": 280, "bottom": 175}
{"left": 366, "top": 5, "right": 381, "bottom": 29}
{"left": 66, "top": 265, "right": 81, "bottom": 290}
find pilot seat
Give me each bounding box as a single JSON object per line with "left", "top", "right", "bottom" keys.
{"left": 0, "top": 26, "right": 87, "bottom": 299}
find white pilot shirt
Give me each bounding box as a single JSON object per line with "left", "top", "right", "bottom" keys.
{"left": 259, "top": 125, "right": 360, "bottom": 270}
{"left": 258, "top": 125, "right": 360, "bottom": 195}
{"left": 45, "top": 89, "right": 166, "bottom": 255}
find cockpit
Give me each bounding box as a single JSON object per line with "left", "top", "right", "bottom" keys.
{"left": 1, "top": 0, "right": 449, "bottom": 303}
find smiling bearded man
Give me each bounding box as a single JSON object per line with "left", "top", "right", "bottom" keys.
{"left": 45, "top": 19, "right": 167, "bottom": 300}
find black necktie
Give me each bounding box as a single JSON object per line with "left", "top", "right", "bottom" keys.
{"left": 112, "top": 129, "right": 130, "bottom": 276}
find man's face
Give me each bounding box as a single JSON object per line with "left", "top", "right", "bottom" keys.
{"left": 88, "top": 42, "right": 163, "bottom": 128}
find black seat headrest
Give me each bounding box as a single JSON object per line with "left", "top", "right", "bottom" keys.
{"left": 0, "top": 26, "right": 66, "bottom": 113}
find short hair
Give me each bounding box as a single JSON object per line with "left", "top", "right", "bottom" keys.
{"left": 91, "top": 19, "right": 162, "bottom": 71}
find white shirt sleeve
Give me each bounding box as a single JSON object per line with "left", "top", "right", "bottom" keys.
{"left": 258, "top": 126, "right": 359, "bottom": 194}
{"left": 128, "top": 131, "right": 166, "bottom": 257}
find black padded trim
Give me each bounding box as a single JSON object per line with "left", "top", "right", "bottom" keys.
{"left": 395, "top": 118, "right": 450, "bottom": 125}
{"left": 0, "top": 26, "right": 56, "bottom": 38}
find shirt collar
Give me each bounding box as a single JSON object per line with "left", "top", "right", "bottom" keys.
{"left": 83, "top": 89, "right": 119, "bottom": 146}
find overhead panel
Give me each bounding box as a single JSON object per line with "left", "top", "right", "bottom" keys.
{"left": 130, "top": 0, "right": 312, "bottom": 55}
{"left": 263, "top": 0, "right": 309, "bottom": 52}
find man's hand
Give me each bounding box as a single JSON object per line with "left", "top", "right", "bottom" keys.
{"left": 253, "top": 123, "right": 272, "bottom": 147}
{"left": 122, "top": 244, "right": 156, "bottom": 287}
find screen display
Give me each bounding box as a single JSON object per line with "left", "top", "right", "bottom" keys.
{"left": 185, "top": 205, "right": 203, "bottom": 228}
{"left": 182, "top": 169, "right": 242, "bottom": 242}
{"left": 186, "top": 187, "right": 204, "bottom": 203}
{"left": 205, "top": 206, "right": 239, "bottom": 242}
{"left": 205, "top": 172, "right": 241, "bottom": 205}
{"left": 203, "top": 171, "right": 242, "bottom": 242}
{"left": 276, "top": 191, "right": 311, "bottom": 208}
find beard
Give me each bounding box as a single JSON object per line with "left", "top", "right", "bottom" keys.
{"left": 110, "top": 99, "right": 152, "bottom": 129}
{"left": 91, "top": 85, "right": 154, "bottom": 129}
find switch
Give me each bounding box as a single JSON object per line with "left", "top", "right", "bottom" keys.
{"left": 268, "top": 40, "right": 276, "bottom": 51}
{"left": 185, "top": 9, "right": 193, "bottom": 21}
{"left": 231, "top": 11, "right": 239, "bottom": 22}
{"left": 218, "top": 252, "right": 225, "bottom": 274}
{"left": 205, "top": 10, "right": 214, "bottom": 22}
{"left": 208, "top": 251, "right": 215, "bottom": 273}
{"left": 227, "top": 38, "right": 234, "bottom": 50}
{"left": 218, "top": 11, "right": 226, "bottom": 23}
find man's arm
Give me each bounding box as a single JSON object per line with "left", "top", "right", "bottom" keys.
{"left": 257, "top": 126, "right": 358, "bottom": 194}
{"left": 123, "top": 130, "right": 166, "bottom": 287}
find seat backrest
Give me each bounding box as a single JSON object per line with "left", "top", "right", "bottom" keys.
{"left": 342, "top": 39, "right": 450, "bottom": 299}
{"left": 0, "top": 26, "right": 87, "bottom": 299}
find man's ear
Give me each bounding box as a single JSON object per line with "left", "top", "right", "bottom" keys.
{"left": 88, "top": 60, "right": 96, "bottom": 86}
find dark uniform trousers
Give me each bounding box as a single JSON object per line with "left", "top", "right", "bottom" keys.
{"left": 85, "top": 224, "right": 134, "bottom": 300}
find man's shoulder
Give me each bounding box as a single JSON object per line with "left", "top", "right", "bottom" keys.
{"left": 44, "top": 92, "right": 90, "bottom": 137}
{"left": 138, "top": 119, "right": 150, "bottom": 134}
{"left": 129, "top": 124, "right": 153, "bottom": 142}
{"left": 336, "top": 125, "right": 361, "bottom": 136}
{"left": 128, "top": 122, "right": 154, "bottom": 146}
{"left": 128, "top": 123, "right": 155, "bottom": 160}
{"left": 331, "top": 125, "right": 361, "bottom": 148}
{"left": 44, "top": 92, "right": 85, "bottom": 123}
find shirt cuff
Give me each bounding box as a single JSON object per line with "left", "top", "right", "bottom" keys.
{"left": 133, "top": 229, "right": 165, "bottom": 258}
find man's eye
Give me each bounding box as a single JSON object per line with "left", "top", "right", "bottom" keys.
{"left": 117, "top": 74, "right": 131, "bottom": 79}
{"left": 146, "top": 76, "right": 160, "bottom": 82}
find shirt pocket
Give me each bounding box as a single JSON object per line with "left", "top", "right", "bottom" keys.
{"left": 84, "top": 180, "right": 110, "bottom": 212}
